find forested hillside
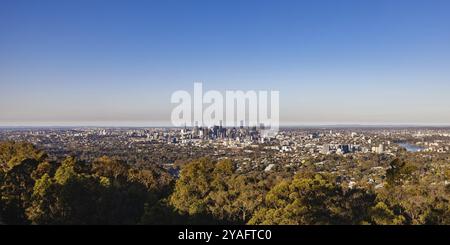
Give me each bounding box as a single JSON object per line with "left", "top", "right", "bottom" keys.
{"left": 0, "top": 141, "right": 449, "bottom": 225}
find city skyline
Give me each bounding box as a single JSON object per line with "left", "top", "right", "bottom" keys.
{"left": 1, "top": 0, "right": 450, "bottom": 126}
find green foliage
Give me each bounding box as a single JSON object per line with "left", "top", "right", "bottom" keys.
{"left": 0, "top": 159, "right": 39, "bottom": 224}
{"left": 31, "top": 161, "right": 56, "bottom": 181}
{"left": 0, "top": 141, "right": 448, "bottom": 225}
{"left": 386, "top": 158, "right": 417, "bottom": 187}
{"left": 0, "top": 142, "right": 46, "bottom": 169}
{"left": 0, "top": 142, "right": 173, "bottom": 225}
{"left": 423, "top": 198, "right": 450, "bottom": 225}
{"left": 54, "top": 157, "right": 78, "bottom": 185}
{"left": 249, "top": 174, "right": 378, "bottom": 225}
{"left": 169, "top": 158, "right": 263, "bottom": 224}
{"left": 369, "top": 202, "right": 407, "bottom": 225}
{"left": 0, "top": 141, "right": 49, "bottom": 224}
{"left": 170, "top": 158, "right": 215, "bottom": 217}
{"left": 27, "top": 156, "right": 170, "bottom": 224}
{"left": 92, "top": 156, "right": 128, "bottom": 179}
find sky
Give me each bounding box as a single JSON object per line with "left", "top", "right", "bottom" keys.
{"left": 1, "top": 0, "right": 450, "bottom": 126}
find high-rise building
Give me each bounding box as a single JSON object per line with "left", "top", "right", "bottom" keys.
{"left": 193, "top": 121, "right": 199, "bottom": 137}
{"left": 378, "top": 144, "right": 385, "bottom": 154}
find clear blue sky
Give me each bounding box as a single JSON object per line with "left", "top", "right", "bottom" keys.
{"left": 1, "top": 0, "right": 450, "bottom": 126}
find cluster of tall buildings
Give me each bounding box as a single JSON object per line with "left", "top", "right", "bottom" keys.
{"left": 176, "top": 121, "right": 265, "bottom": 143}
{"left": 321, "top": 144, "right": 362, "bottom": 155}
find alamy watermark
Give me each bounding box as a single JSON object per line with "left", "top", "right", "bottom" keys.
{"left": 171, "top": 82, "right": 279, "bottom": 137}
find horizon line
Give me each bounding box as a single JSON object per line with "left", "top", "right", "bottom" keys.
{"left": 2, "top": 123, "right": 450, "bottom": 129}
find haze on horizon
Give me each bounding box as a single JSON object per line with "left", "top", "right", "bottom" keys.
{"left": 1, "top": 0, "right": 450, "bottom": 127}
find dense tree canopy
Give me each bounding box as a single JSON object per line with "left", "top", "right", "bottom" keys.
{"left": 0, "top": 141, "right": 174, "bottom": 225}
{"left": 169, "top": 158, "right": 264, "bottom": 224}
{"left": 0, "top": 141, "right": 449, "bottom": 225}
{"left": 248, "top": 173, "right": 382, "bottom": 225}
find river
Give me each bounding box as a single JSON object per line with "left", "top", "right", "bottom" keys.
{"left": 398, "top": 143, "right": 425, "bottom": 152}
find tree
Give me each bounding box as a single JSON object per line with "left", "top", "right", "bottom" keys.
{"left": 249, "top": 173, "right": 378, "bottom": 225}
{"left": 26, "top": 158, "right": 103, "bottom": 224}
{"left": 26, "top": 155, "right": 164, "bottom": 225}
{"left": 169, "top": 158, "right": 261, "bottom": 224}
{"left": 26, "top": 173, "right": 57, "bottom": 224}
{"left": 31, "top": 161, "right": 57, "bottom": 181}
{"left": 386, "top": 158, "right": 417, "bottom": 187}
{"left": 0, "top": 142, "right": 46, "bottom": 170}
{"left": 369, "top": 202, "right": 407, "bottom": 225}
{"left": 92, "top": 156, "right": 128, "bottom": 180}
{"left": 225, "top": 175, "right": 264, "bottom": 223}
{"left": 0, "top": 159, "right": 39, "bottom": 224}
{"left": 169, "top": 158, "right": 215, "bottom": 219}
{"left": 0, "top": 142, "right": 172, "bottom": 225}
{"left": 423, "top": 197, "right": 450, "bottom": 225}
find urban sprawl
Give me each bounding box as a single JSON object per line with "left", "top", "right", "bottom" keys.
{"left": 1, "top": 125, "right": 450, "bottom": 191}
